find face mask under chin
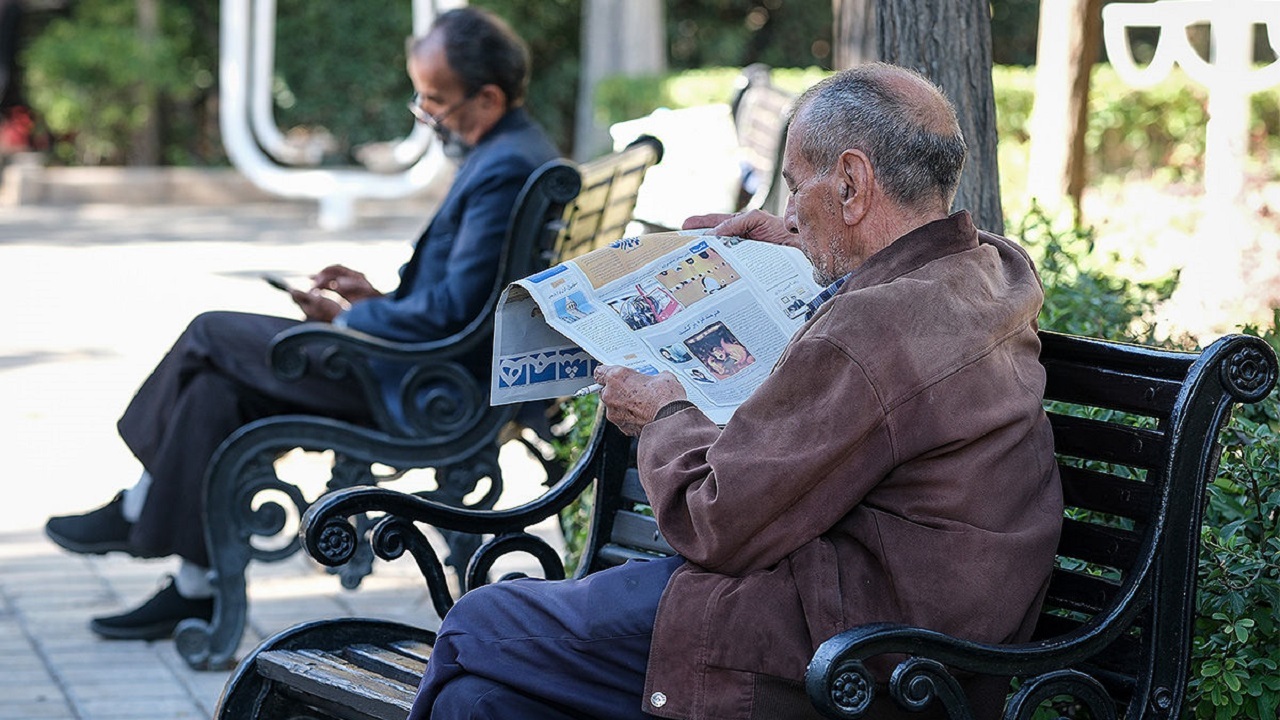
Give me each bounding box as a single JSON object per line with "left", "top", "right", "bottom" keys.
{"left": 436, "top": 128, "right": 473, "bottom": 161}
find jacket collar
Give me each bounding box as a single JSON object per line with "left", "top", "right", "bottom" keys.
{"left": 843, "top": 210, "right": 979, "bottom": 293}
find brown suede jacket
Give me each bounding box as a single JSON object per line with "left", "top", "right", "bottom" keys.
{"left": 635, "top": 211, "right": 1063, "bottom": 720}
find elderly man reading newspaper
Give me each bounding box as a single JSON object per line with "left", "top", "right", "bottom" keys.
{"left": 412, "top": 62, "right": 1063, "bottom": 720}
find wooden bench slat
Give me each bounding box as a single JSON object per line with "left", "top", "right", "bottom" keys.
{"left": 343, "top": 644, "right": 428, "bottom": 687}
{"left": 1044, "top": 566, "right": 1123, "bottom": 616}
{"left": 257, "top": 649, "right": 415, "bottom": 720}
{"left": 621, "top": 468, "right": 648, "bottom": 504}
{"left": 611, "top": 509, "right": 673, "bottom": 555}
{"left": 1059, "top": 465, "right": 1155, "bottom": 520}
{"left": 1048, "top": 413, "right": 1166, "bottom": 468}
{"left": 1043, "top": 360, "right": 1184, "bottom": 416}
{"left": 596, "top": 543, "right": 667, "bottom": 568}
{"left": 390, "top": 639, "right": 433, "bottom": 664}
{"left": 1056, "top": 518, "right": 1142, "bottom": 571}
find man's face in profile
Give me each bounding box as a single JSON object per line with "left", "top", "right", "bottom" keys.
{"left": 782, "top": 119, "right": 851, "bottom": 286}
{"left": 407, "top": 36, "right": 480, "bottom": 157}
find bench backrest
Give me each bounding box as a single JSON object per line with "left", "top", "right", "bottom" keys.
{"left": 570, "top": 330, "right": 1278, "bottom": 715}
{"left": 553, "top": 135, "right": 664, "bottom": 262}
{"left": 1029, "top": 331, "right": 1274, "bottom": 715}
{"left": 729, "top": 63, "right": 794, "bottom": 217}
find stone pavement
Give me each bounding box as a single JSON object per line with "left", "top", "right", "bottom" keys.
{"left": 0, "top": 200, "right": 562, "bottom": 718}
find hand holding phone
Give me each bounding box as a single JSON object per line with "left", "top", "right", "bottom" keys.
{"left": 262, "top": 273, "right": 295, "bottom": 293}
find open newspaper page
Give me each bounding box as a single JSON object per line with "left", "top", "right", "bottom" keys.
{"left": 492, "top": 230, "right": 822, "bottom": 425}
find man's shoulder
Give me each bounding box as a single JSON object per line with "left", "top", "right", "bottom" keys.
{"left": 479, "top": 110, "right": 559, "bottom": 170}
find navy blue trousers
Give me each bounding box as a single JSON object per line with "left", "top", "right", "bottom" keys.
{"left": 408, "top": 555, "right": 684, "bottom": 720}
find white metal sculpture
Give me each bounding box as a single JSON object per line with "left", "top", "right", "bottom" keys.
{"left": 220, "top": 0, "right": 459, "bottom": 229}
{"left": 1103, "top": 0, "right": 1280, "bottom": 206}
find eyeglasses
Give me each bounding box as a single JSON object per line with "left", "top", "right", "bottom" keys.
{"left": 407, "top": 92, "right": 476, "bottom": 134}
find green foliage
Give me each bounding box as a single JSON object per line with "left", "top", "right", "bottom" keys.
{"left": 665, "top": 1, "right": 832, "bottom": 71}
{"left": 1012, "top": 203, "right": 1176, "bottom": 342}
{"left": 988, "top": 0, "right": 1041, "bottom": 66}
{"left": 23, "top": 0, "right": 208, "bottom": 164}
{"left": 545, "top": 394, "right": 600, "bottom": 573}
{"left": 270, "top": 0, "right": 414, "bottom": 159}
{"left": 1189, "top": 318, "right": 1280, "bottom": 720}
{"left": 1012, "top": 204, "right": 1280, "bottom": 720}
{"left": 992, "top": 65, "right": 1280, "bottom": 185}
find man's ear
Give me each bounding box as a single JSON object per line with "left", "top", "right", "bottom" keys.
{"left": 837, "top": 149, "right": 873, "bottom": 226}
{"left": 477, "top": 83, "right": 507, "bottom": 112}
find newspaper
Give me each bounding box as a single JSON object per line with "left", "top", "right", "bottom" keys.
{"left": 491, "top": 230, "right": 823, "bottom": 425}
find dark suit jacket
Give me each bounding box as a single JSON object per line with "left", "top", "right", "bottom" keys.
{"left": 343, "top": 107, "right": 557, "bottom": 341}
{"left": 340, "top": 107, "right": 558, "bottom": 423}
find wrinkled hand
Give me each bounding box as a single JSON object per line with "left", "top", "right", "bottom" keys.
{"left": 289, "top": 288, "right": 345, "bottom": 322}
{"left": 596, "top": 365, "right": 687, "bottom": 437}
{"left": 311, "top": 264, "right": 382, "bottom": 302}
{"left": 682, "top": 209, "right": 797, "bottom": 249}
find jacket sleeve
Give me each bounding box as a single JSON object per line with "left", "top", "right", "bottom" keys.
{"left": 340, "top": 165, "right": 527, "bottom": 342}
{"left": 637, "top": 335, "right": 896, "bottom": 576}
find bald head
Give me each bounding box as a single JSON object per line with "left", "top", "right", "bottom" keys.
{"left": 789, "top": 63, "right": 966, "bottom": 212}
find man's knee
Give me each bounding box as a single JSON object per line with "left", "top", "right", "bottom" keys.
{"left": 432, "top": 674, "right": 565, "bottom": 720}
{"left": 437, "top": 581, "right": 520, "bottom": 638}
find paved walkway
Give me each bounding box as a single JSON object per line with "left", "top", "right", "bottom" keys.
{"left": 0, "top": 201, "right": 561, "bottom": 718}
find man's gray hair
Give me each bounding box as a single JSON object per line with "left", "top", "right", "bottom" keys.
{"left": 790, "top": 63, "right": 967, "bottom": 209}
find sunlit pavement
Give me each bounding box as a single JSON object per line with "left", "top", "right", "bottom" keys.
{"left": 0, "top": 200, "right": 562, "bottom": 719}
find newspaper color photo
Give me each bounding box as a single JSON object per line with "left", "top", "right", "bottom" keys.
{"left": 491, "top": 230, "right": 823, "bottom": 425}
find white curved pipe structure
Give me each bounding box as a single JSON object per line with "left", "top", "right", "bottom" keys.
{"left": 1103, "top": 0, "right": 1280, "bottom": 206}
{"left": 220, "top": 0, "right": 455, "bottom": 229}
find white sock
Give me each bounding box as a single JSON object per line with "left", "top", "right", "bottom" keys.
{"left": 120, "top": 471, "right": 151, "bottom": 523}
{"left": 174, "top": 560, "right": 214, "bottom": 599}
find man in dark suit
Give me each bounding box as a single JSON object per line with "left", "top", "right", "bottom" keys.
{"left": 44, "top": 6, "right": 558, "bottom": 641}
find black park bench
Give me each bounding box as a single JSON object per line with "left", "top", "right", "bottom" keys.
{"left": 174, "top": 135, "right": 665, "bottom": 672}
{"left": 214, "top": 330, "right": 1277, "bottom": 719}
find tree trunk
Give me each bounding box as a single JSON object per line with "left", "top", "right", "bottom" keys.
{"left": 876, "top": 0, "right": 1003, "bottom": 234}
{"left": 833, "top": 0, "right": 877, "bottom": 69}
{"left": 1027, "top": 0, "right": 1100, "bottom": 221}
{"left": 129, "top": 0, "right": 162, "bottom": 166}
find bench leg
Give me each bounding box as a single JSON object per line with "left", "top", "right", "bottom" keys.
{"left": 179, "top": 443, "right": 307, "bottom": 671}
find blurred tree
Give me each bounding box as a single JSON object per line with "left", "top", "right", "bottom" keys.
{"left": 0, "top": 0, "right": 21, "bottom": 110}
{"left": 24, "top": 0, "right": 207, "bottom": 165}
{"left": 1027, "top": 0, "right": 1101, "bottom": 221}
{"left": 990, "top": 0, "right": 1041, "bottom": 65}
{"left": 875, "top": 0, "right": 1004, "bottom": 234}
{"left": 833, "top": 0, "right": 875, "bottom": 68}
{"left": 130, "top": 0, "right": 160, "bottom": 165}
{"left": 575, "top": 0, "right": 664, "bottom": 159}
{"left": 666, "top": 0, "right": 833, "bottom": 71}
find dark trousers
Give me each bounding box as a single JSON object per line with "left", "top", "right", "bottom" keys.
{"left": 117, "top": 311, "right": 372, "bottom": 565}
{"left": 409, "top": 555, "right": 684, "bottom": 720}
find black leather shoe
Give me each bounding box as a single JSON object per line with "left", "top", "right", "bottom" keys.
{"left": 89, "top": 579, "right": 214, "bottom": 641}
{"left": 45, "top": 491, "right": 137, "bottom": 555}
